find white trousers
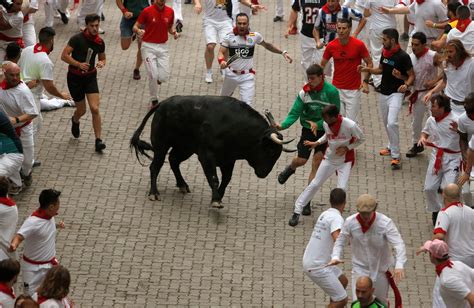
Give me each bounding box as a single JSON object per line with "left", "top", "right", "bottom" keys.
{"left": 300, "top": 34, "right": 330, "bottom": 77}
{"left": 378, "top": 92, "right": 403, "bottom": 159}
{"left": 0, "top": 153, "right": 23, "bottom": 187}
{"left": 22, "top": 267, "right": 50, "bottom": 296}
{"left": 141, "top": 42, "right": 170, "bottom": 102}
{"left": 339, "top": 89, "right": 361, "bottom": 122}
{"left": 275, "top": 0, "right": 284, "bottom": 17}
{"left": 44, "top": 0, "right": 69, "bottom": 27}
{"left": 203, "top": 18, "right": 233, "bottom": 45}
{"left": 424, "top": 151, "right": 461, "bottom": 212}
{"left": 411, "top": 93, "right": 429, "bottom": 144}
{"left": 22, "top": 22, "right": 36, "bottom": 47}
{"left": 40, "top": 96, "right": 73, "bottom": 111}
{"left": 450, "top": 102, "right": 465, "bottom": 118}
{"left": 173, "top": 0, "right": 183, "bottom": 22}
{"left": 303, "top": 265, "right": 347, "bottom": 302}
{"left": 294, "top": 160, "right": 352, "bottom": 214}
{"left": 220, "top": 70, "right": 255, "bottom": 106}
{"left": 19, "top": 124, "right": 34, "bottom": 177}
{"left": 368, "top": 29, "right": 383, "bottom": 87}
{"left": 77, "top": 0, "right": 103, "bottom": 28}
{"left": 352, "top": 270, "right": 389, "bottom": 305}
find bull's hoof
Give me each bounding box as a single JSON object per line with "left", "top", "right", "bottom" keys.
{"left": 211, "top": 201, "right": 223, "bottom": 208}
{"left": 178, "top": 185, "right": 191, "bottom": 194}
{"left": 148, "top": 193, "right": 161, "bottom": 201}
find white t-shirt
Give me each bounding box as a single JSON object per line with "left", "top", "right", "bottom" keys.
{"left": 23, "top": 0, "right": 39, "bottom": 25}
{"left": 221, "top": 31, "right": 263, "bottom": 71}
{"left": 32, "top": 293, "right": 73, "bottom": 308}
{"left": 435, "top": 204, "right": 474, "bottom": 262}
{"left": 361, "top": 0, "right": 398, "bottom": 31}
{"left": 303, "top": 208, "right": 344, "bottom": 268}
{"left": 317, "top": 117, "right": 365, "bottom": 164}
{"left": 440, "top": 261, "right": 474, "bottom": 308}
{"left": 0, "top": 82, "right": 39, "bottom": 126}
{"left": 469, "top": 135, "right": 474, "bottom": 150}
{"left": 202, "top": 0, "right": 231, "bottom": 22}
{"left": 0, "top": 200, "right": 18, "bottom": 261}
{"left": 18, "top": 215, "right": 57, "bottom": 265}
{"left": 410, "top": 50, "right": 438, "bottom": 91}
{"left": 458, "top": 112, "right": 474, "bottom": 141}
{"left": 0, "top": 286, "right": 15, "bottom": 308}
{"left": 408, "top": 0, "right": 446, "bottom": 39}
{"left": 445, "top": 57, "right": 474, "bottom": 102}
{"left": 0, "top": 10, "right": 23, "bottom": 38}
{"left": 18, "top": 45, "right": 54, "bottom": 101}
{"left": 447, "top": 22, "right": 474, "bottom": 56}
{"left": 423, "top": 112, "right": 461, "bottom": 151}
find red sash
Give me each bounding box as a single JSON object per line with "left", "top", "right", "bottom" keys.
{"left": 386, "top": 271, "right": 402, "bottom": 308}
{"left": 0, "top": 32, "right": 24, "bottom": 48}
{"left": 425, "top": 142, "right": 460, "bottom": 175}
{"left": 0, "top": 283, "right": 15, "bottom": 299}
{"left": 23, "top": 255, "right": 58, "bottom": 266}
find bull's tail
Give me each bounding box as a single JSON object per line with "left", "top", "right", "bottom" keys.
{"left": 130, "top": 104, "right": 160, "bottom": 165}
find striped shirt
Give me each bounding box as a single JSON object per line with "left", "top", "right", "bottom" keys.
{"left": 314, "top": 5, "right": 362, "bottom": 43}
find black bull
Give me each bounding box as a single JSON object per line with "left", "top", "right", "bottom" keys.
{"left": 130, "top": 95, "right": 294, "bottom": 207}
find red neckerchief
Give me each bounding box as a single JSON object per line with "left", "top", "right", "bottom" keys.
{"left": 436, "top": 259, "right": 453, "bottom": 276}
{"left": 329, "top": 114, "right": 343, "bottom": 136}
{"left": 303, "top": 78, "right": 325, "bottom": 93}
{"left": 434, "top": 111, "right": 450, "bottom": 122}
{"left": 82, "top": 29, "right": 103, "bottom": 45}
{"left": 443, "top": 201, "right": 463, "bottom": 211}
{"left": 414, "top": 47, "right": 429, "bottom": 59}
{"left": 321, "top": 3, "right": 341, "bottom": 13}
{"left": 0, "top": 80, "right": 21, "bottom": 90}
{"left": 0, "top": 196, "right": 16, "bottom": 206}
{"left": 462, "top": 0, "right": 468, "bottom": 4}
{"left": 31, "top": 208, "right": 53, "bottom": 220}
{"left": 382, "top": 43, "right": 401, "bottom": 58}
{"left": 415, "top": 0, "right": 424, "bottom": 4}
{"left": 0, "top": 283, "right": 15, "bottom": 299}
{"left": 33, "top": 43, "right": 50, "bottom": 54}
{"left": 233, "top": 27, "right": 250, "bottom": 39}
{"left": 456, "top": 18, "right": 471, "bottom": 33}
{"left": 356, "top": 212, "right": 376, "bottom": 233}
{"left": 467, "top": 112, "right": 474, "bottom": 121}
{"left": 37, "top": 295, "right": 48, "bottom": 304}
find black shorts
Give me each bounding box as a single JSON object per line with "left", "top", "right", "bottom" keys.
{"left": 297, "top": 127, "right": 327, "bottom": 159}
{"left": 67, "top": 71, "right": 99, "bottom": 102}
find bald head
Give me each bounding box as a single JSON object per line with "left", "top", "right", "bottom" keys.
{"left": 2, "top": 62, "right": 21, "bottom": 87}
{"left": 3, "top": 62, "right": 20, "bottom": 74}
{"left": 356, "top": 276, "right": 373, "bottom": 289}
{"left": 443, "top": 183, "right": 461, "bottom": 204}
{"left": 355, "top": 276, "right": 375, "bottom": 305}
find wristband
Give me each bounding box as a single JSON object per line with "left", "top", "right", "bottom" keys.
{"left": 432, "top": 23, "right": 437, "bottom": 29}
{"left": 121, "top": 7, "right": 128, "bottom": 14}
{"left": 281, "top": 50, "right": 287, "bottom": 55}
{"left": 217, "top": 58, "right": 225, "bottom": 64}
{"left": 15, "top": 117, "right": 19, "bottom": 124}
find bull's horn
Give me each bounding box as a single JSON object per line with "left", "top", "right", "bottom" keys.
{"left": 270, "top": 133, "right": 295, "bottom": 145}
{"left": 282, "top": 147, "right": 297, "bottom": 153}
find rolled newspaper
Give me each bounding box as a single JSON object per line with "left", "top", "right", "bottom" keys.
{"left": 84, "top": 48, "right": 93, "bottom": 70}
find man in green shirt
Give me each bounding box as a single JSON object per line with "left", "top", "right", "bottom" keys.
{"left": 276, "top": 63, "right": 340, "bottom": 217}
{"left": 351, "top": 276, "right": 387, "bottom": 308}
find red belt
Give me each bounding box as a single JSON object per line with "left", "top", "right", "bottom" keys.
{"left": 14, "top": 120, "right": 32, "bottom": 137}
{"left": 232, "top": 68, "right": 255, "bottom": 75}
{"left": 23, "top": 255, "right": 58, "bottom": 266}
{"left": 408, "top": 89, "right": 428, "bottom": 114}
{"left": 426, "top": 142, "right": 461, "bottom": 175}
{"left": 0, "top": 33, "right": 24, "bottom": 48}
{"left": 386, "top": 271, "right": 402, "bottom": 308}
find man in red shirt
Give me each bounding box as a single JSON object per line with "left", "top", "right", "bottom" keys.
{"left": 133, "top": 0, "right": 179, "bottom": 106}
{"left": 321, "top": 18, "right": 372, "bottom": 122}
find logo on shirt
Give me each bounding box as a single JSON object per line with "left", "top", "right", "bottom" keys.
{"left": 236, "top": 47, "right": 250, "bottom": 57}
{"left": 382, "top": 58, "right": 395, "bottom": 66}
{"left": 339, "top": 51, "right": 347, "bottom": 58}
{"left": 326, "top": 22, "right": 337, "bottom": 32}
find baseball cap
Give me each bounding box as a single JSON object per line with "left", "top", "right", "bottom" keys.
{"left": 422, "top": 239, "right": 449, "bottom": 259}
{"left": 356, "top": 194, "right": 377, "bottom": 213}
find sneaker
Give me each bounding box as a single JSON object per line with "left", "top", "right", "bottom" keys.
{"left": 391, "top": 158, "right": 401, "bottom": 170}
{"left": 205, "top": 72, "right": 213, "bottom": 83}
{"left": 401, "top": 32, "right": 409, "bottom": 41}
{"left": 9, "top": 184, "right": 21, "bottom": 195}
{"left": 133, "top": 69, "right": 141, "bottom": 80}
{"left": 379, "top": 148, "right": 391, "bottom": 156}
{"left": 71, "top": 117, "right": 80, "bottom": 138}
{"left": 151, "top": 99, "right": 159, "bottom": 107}
{"left": 64, "top": 100, "right": 75, "bottom": 107}
{"left": 101, "top": 13, "right": 105, "bottom": 21}
{"left": 22, "top": 173, "right": 32, "bottom": 187}
{"left": 288, "top": 25, "right": 298, "bottom": 35}
{"left": 288, "top": 213, "right": 300, "bottom": 227}
{"left": 184, "top": 0, "right": 192, "bottom": 3}
{"left": 33, "top": 160, "right": 41, "bottom": 168}
{"left": 406, "top": 144, "right": 424, "bottom": 158}
{"left": 278, "top": 165, "right": 295, "bottom": 184}
{"left": 95, "top": 139, "right": 106, "bottom": 153}
{"left": 302, "top": 202, "right": 311, "bottom": 216}
{"left": 58, "top": 10, "right": 69, "bottom": 24}
{"left": 273, "top": 16, "right": 283, "bottom": 22}
{"left": 176, "top": 20, "right": 183, "bottom": 33}
{"left": 99, "top": 28, "right": 105, "bottom": 34}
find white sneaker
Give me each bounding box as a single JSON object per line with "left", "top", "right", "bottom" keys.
{"left": 205, "top": 72, "right": 213, "bottom": 83}
{"left": 99, "top": 28, "right": 105, "bottom": 34}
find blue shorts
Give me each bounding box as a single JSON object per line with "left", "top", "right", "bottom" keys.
{"left": 120, "top": 16, "right": 137, "bottom": 38}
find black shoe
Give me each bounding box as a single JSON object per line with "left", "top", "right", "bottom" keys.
{"left": 278, "top": 165, "right": 295, "bottom": 184}
{"left": 406, "top": 144, "right": 424, "bottom": 158}
{"left": 273, "top": 16, "right": 283, "bottom": 22}
{"left": 101, "top": 13, "right": 105, "bottom": 21}
{"left": 288, "top": 213, "right": 300, "bottom": 227}
{"left": 95, "top": 139, "right": 106, "bottom": 152}
{"left": 176, "top": 20, "right": 183, "bottom": 33}
{"left": 151, "top": 99, "right": 159, "bottom": 107}
{"left": 133, "top": 69, "right": 141, "bottom": 80}
{"left": 33, "top": 160, "right": 41, "bottom": 168}
{"left": 58, "top": 10, "right": 69, "bottom": 24}
{"left": 22, "top": 173, "right": 32, "bottom": 187}
{"left": 302, "top": 202, "right": 311, "bottom": 216}
{"left": 184, "top": 0, "right": 192, "bottom": 3}
{"left": 401, "top": 32, "right": 409, "bottom": 41}
{"left": 71, "top": 117, "right": 80, "bottom": 138}
{"left": 432, "top": 211, "right": 439, "bottom": 226}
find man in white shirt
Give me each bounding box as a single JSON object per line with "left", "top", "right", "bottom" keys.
{"left": 302, "top": 188, "right": 348, "bottom": 308}
{"left": 418, "top": 239, "right": 474, "bottom": 308}
{"left": 447, "top": 6, "right": 474, "bottom": 55}
{"left": 9, "top": 189, "right": 65, "bottom": 296}
{"left": 0, "top": 258, "right": 20, "bottom": 308}
{"left": 289, "top": 105, "right": 365, "bottom": 226}
{"left": 0, "top": 62, "right": 38, "bottom": 187}
{"left": 419, "top": 94, "right": 462, "bottom": 225}
{"left": 218, "top": 13, "right": 292, "bottom": 106}
{"left": 328, "top": 194, "right": 407, "bottom": 306}
{"left": 0, "top": 177, "right": 17, "bottom": 261}
{"left": 0, "top": 0, "right": 23, "bottom": 61}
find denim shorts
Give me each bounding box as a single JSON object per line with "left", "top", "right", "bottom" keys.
{"left": 120, "top": 16, "right": 137, "bottom": 38}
